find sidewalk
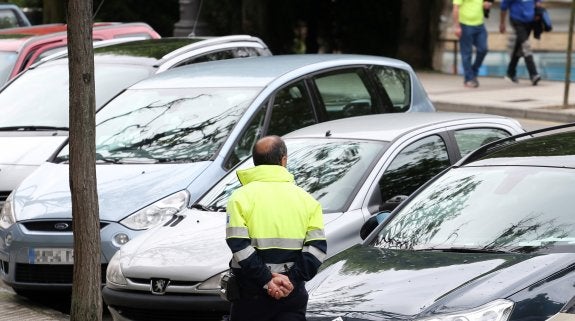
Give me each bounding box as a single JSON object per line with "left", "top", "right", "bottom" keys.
{"left": 418, "top": 71, "right": 575, "bottom": 123}
{"left": 0, "top": 287, "right": 68, "bottom": 321}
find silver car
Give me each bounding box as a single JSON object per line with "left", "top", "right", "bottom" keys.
{"left": 0, "top": 54, "right": 434, "bottom": 295}
{"left": 0, "top": 35, "right": 271, "bottom": 208}
{"left": 101, "top": 112, "right": 525, "bottom": 321}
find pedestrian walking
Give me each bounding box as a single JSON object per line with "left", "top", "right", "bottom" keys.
{"left": 225, "top": 135, "right": 327, "bottom": 321}
{"left": 452, "top": 0, "right": 491, "bottom": 88}
{"left": 499, "top": 0, "right": 542, "bottom": 86}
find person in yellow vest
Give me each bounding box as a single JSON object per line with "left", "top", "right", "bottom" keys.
{"left": 452, "top": 0, "right": 492, "bottom": 88}
{"left": 225, "top": 135, "right": 327, "bottom": 321}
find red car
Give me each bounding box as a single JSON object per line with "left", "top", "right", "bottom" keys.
{"left": 0, "top": 22, "right": 160, "bottom": 85}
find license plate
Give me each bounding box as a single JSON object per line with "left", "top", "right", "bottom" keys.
{"left": 29, "top": 248, "right": 74, "bottom": 264}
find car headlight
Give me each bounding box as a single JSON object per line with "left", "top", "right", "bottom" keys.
{"left": 106, "top": 251, "right": 127, "bottom": 287}
{"left": 416, "top": 299, "right": 513, "bottom": 321}
{"left": 0, "top": 192, "right": 16, "bottom": 230}
{"left": 197, "top": 271, "right": 228, "bottom": 291}
{"left": 120, "top": 190, "right": 189, "bottom": 230}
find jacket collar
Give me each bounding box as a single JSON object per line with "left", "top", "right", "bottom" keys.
{"left": 236, "top": 165, "right": 294, "bottom": 186}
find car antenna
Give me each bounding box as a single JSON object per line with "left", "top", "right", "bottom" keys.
{"left": 325, "top": 130, "right": 331, "bottom": 137}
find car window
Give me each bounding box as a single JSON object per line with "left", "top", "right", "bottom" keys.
{"left": 0, "top": 51, "right": 17, "bottom": 84}
{"left": 372, "top": 166, "right": 575, "bottom": 253}
{"left": 372, "top": 66, "right": 411, "bottom": 112}
{"left": 0, "top": 9, "right": 19, "bottom": 28}
{"left": 267, "top": 81, "right": 317, "bottom": 136}
{"left": 226, "top": 106, "right": 267, "bottom": 169}
{"left": 314, "top": 70, "right": 375, "bottom": 120}
{"left": 173, "top": 47, "right": 264, "bottom": 67}
{"left": 0, "top": 63, "right": 153, "bottom": 128}
{"left": 454, "top": 128, "right": 511, "bottom": 157}
{"left": 199, "top": 139, "right": 387, "bottom": 213}
{"left": 377, "top": 135, "right": 450, "bottom": 211}
{"left": 56, "top": 87, "right": 261, "bottom": 163}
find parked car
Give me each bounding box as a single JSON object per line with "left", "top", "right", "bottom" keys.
{"left": 304, "top": 123, "right": 575, "bottom": 321}
{"left": 0, "top": 35, "right": 271, "bottom": 208}
{"left": 0, "top": 3, "right": 31, "bottom": 29}
{"left": 0, "top": 22, "right": 161, "bottom": 85}
{"left": 0, "top": 54, "right": 436, "bottom": 296}
{"left": 100, "top": 112, "right": 525, "bottom": 321}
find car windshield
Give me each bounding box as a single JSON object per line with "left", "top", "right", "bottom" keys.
{"left": 371, "top": 166, "right": 575, "bottom": 254}
{"left": 0, "top": 50, "right": 16, "bottom": 84}
{"left": 56, "top": 87, "right": 260, "bottom": 163}
{"left": 197, "top": 138, "right": 386, "bottom": 213}
{"left": 0, "top": 63, "right": 152, "bottom": 128}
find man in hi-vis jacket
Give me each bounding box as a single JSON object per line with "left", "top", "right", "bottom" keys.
{"left": 226, "top": 135, "right": 327, "bottom": 321}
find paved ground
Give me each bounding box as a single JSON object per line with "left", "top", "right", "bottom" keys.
{"left": 418, "top": 71, "right": 575, "bottom": 123}
{"left": 0, "top": 287, "right": 68, "bottom": 321}
{"left": 2, "top": 70, "right": 574, "bottom": 320}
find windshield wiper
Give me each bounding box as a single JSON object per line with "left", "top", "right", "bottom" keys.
{"left": 0, "top": 126, "right": 69, "bottom": 131}
{"left": 190, "top": 204, "right": 226, "bottom": 212}
{"left": 95, "top": 153, "right": 122, "bottom": 164}
{"left": 414, "top": 246, "right": 512, "bottom": 254}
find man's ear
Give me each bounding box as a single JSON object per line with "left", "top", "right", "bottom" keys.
{"left": 281, "top": 155, "right": 287, "bottom": 167}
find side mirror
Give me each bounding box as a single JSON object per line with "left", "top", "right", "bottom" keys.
{"left": 360, "top": 211, "right": 391, "bottom": 240}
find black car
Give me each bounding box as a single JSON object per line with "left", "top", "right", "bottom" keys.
{"left": 306, "top": 123, "right": 575, "bottom": 321}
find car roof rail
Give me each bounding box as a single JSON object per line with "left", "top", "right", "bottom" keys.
{"left": 457, "top": 121, "right": 575, "bottom": 166}
{"left": 30, "top": 36, "right": 149, "bottom": 67}
{"left": 161, "top": 34, "right": 267, "bottom": 61}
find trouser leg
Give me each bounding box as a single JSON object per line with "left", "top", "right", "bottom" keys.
{"left": 458, "top": 24, "right": 474, "bottom": 82}
{"left": 472, "top": 24, "right": 488, "bottom": 78}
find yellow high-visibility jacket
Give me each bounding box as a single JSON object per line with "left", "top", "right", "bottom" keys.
{"left": 226, "top": 165, "right": 327, "bottom": 293}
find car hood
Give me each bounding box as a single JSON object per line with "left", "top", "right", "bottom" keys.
{"left": 118, "top": 209, "right": 230, "bottom": 281}
{"left": 306, "top": 245, "right": 575, "bottom": 320}
{"left": 13, "top": 161, "right": 211, "bottom": 221}
{"left": 116, "top": 209, "right": 344, "bottom": 282}
{"left": 0, "top": 135, "right": 67, "bottom": 165}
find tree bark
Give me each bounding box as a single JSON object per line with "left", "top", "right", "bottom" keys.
{"left": 67, "top": 0, "right": 102, "bottom": 320}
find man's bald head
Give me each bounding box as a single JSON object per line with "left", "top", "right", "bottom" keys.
{"left": 252, "top": 135, "right": 287, "bottom": 166}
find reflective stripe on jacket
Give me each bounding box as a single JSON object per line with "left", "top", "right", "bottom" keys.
{"left": 226, "top": 165, "right": 327, "bottom": 291}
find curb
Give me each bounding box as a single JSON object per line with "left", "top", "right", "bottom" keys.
{"left": 434, "top": 102, "right": 575, "bottom": 123}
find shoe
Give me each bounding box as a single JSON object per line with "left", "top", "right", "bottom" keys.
{"left": 504, "top": 75, "right": 519, "bottom": 83}
{"left": 464, "top": 79, "right": 479, "bottom": 88}
{"left": 531, "top": 74, "right": 541, "bottom": 86}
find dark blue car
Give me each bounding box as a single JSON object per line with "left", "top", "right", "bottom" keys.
{"left": 306, "top": 124, "right": 575, "bottom": 321}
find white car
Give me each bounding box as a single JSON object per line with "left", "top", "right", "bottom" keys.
{"left": 102, "top": 112, "right": 525, "bottom": 321}
{"left": 0, "top": 35, "right": 271, "bottom": 207}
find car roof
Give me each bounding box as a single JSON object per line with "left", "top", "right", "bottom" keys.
{"left": 129, "top": 54, "right": 411, "bottom": 89}
{"left": 30, "top": 35, "right": 268, "bottom": 69}
{"left": 283, "top": 112, "right": 518, "bottom": 142}
{"left": 462, "top": 125, "right": 575, "bottom": 168}
{"left": 0, "top": 22, "right": 158, "bottom": 52}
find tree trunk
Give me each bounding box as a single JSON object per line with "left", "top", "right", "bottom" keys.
{"left": 44, "top": 0, "right": 66, "bottom": 23}
{"left": 67, "top": 0, "right": 102, "bottom": 320}
{"left": 396, "top": 0, "right": 446, "bottom": 69}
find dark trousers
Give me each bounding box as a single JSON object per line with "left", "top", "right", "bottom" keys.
{"left": 508, "top": 19, "right": 538, "bottom": 78}
{"left": 229, "top": 285, "right": 308, "bottom": 321}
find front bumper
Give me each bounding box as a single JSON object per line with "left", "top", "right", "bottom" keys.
{"left": 103, "top": 286, "right": 230, "bottom": 321}
{"left": 0, "top": 221, "right": 143, "bottom": 291}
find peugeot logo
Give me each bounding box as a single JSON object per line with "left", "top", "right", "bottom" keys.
{"left": 54, "top": 222, "right": 70, "bottom": 230}
{"left": 151, "top": 278, "right": 170, "bottom": 295}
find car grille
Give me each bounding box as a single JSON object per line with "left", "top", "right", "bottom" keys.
{"left": 111, "top": 306, "right": 226, "bottom": 321}
{"left": 128, "top": 278, "right": 200, "bottom": 287}
{"left": 21, "top": 221, "right": 110, "bottom": 232}
{"left": 15, "top": 263, "right": 107, "bottom": 284}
